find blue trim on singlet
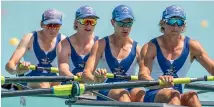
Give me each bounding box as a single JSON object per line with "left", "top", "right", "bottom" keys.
{"left": 25, "top": 32, "right": 61, "bottom": 76}
{"left": 144, "top": 36, "right": 190, "bottom": 102}
{"left": 97, "top": 36, "right": 138, "bottom": 100}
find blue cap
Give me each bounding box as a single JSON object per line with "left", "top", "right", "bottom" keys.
{"left": 162, "top": 5, "right": 186, "bottom": 20}
{"left": 42, "top": 9, "right": 62, "bottom": 25}
{"left": 112, "top": 5, "right": 135, "bottom": 21}
{"left": 75, "top": 5, "right": 99, "bottom": 19}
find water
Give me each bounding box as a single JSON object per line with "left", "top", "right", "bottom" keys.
{"left": 1, "top": 1, "right": 214, "bottom": 107}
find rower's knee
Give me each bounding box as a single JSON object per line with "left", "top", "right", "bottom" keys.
{"left": 28, "top": 82, "right": 50, "bottom": 89}
{"left": 181, "top": 91, "right": 201, "bottom": 107}
{"left": 130, "top": 88, "right": 145, "bottom": 102}
{"left": 108, "top": 89, "right": 131, "bottom": 102}
{"left": 155, "top": 89, "right": 181, "bottom": 105}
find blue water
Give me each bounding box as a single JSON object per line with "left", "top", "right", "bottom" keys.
{"left": 1, "top": 1, "right": 214, "bottom": 107}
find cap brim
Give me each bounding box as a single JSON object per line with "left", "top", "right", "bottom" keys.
{"left": 77, "top": 14, "right": 99, "bottom": 19}
{"left": 164, "top": 14, "right": 185, "bottom": 19}
{"left": 115, "top": 15, "right": 135, "bottom": 21}
{"left": 43, "top": 19, "right": 62, "bottom": 25}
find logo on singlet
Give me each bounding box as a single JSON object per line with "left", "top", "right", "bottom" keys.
{"left": 114, "top": 66, "right": 125, "bottom": 75}
{"left": 165, "top": 66, "right": 176, "bottom": 76}
{"left": 41, "top": 57, "right": 51, "bottom": 65}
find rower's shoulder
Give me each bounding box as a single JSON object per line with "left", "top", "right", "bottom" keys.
{"left": 189, "top": 39, "right": 201, "bottom": 47}
{"left": 19, "top": 32, "right": 35, "bottom": 46}
{"left": 22, "top": 32, "right": 34, "bottom": 40}
{"left": 60, "top": 34, "right": 67, "bottom": 40}
{"left": 189, "top": 39, "right": 204, "bottom": 53}
{"left": 96, "top": 37, "right": 106, "bottom": 47}
{"left": 141, "top": 41, "right": 157, "bottom": 58}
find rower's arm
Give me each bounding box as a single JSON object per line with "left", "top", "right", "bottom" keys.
{"left": 57, "top": 39, "right": 74, "bottom": 76}
{"left": 139, "top": 42, "right": 156, "bottom": 80}
{"left": 190, "top": 40, "right": 214, "bottom": 75}
{"left": 5, "top": 33, "right": 32, "bottom": 75}
{"left": 82, "top": 39, "right": 105, "bottom": 83}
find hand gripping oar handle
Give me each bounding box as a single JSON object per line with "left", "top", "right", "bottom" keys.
{"left": 0, "top": 74, "right": 135, "bottom": 84}
{"left": 159, "top": 75, "right": 214, "bottom": 86}
{"left": 19, "top": 64, "right": 59, "bottom": 73}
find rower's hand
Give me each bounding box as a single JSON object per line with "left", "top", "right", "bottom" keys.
{"left": 76, "top": 72, "right": 83, "bottom": 78}
{"left": 94, "top": 68, "right": 107, "bottom": 83}
{"left": 159, "top": 75, "right": 174, "bottom": 88}
{"left": 16, "top": 61, "right": 31, "bottom": 74}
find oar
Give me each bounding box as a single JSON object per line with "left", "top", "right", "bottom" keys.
{"left": 98, "top": 73, "right": 138, "bottom": 80}
{"left": 1, "top": 76, "right": 81, "bottom": 84}
{"left": 185, "top": 83, "right": 214, "bottom": 91}
{"left": 19, "top": 64, "right": 59, "bottom": 73}
{"left": 1, "top": 74, "right": 138, "bottom": 84}
{"left": 2, "top": 75, "right": 214, "bottom": 98}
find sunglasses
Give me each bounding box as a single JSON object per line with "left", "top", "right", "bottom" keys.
{"left": 44, "top": 24, "right": 61, "bottom": 29}
{"left": 78, "top": 19, "right": 97, "bottom": 26}
{"left": 116, "top": 21, "right": 133, "bottom": 27}
{"left": 166, "top": 19, "right": 185, "bottom": 27}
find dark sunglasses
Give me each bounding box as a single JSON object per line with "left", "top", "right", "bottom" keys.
{"left": 165, "top": 19, "right": 185, "bottom": 27}
{"left": 44, "top": 24, "right": 61, "bottom": 29}
{"left": 116, "top": 21, "right": 133, "bottom": 27}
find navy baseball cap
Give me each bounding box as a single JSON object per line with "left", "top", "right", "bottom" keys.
{"left": 162, "top": 5, "right": 186, "bottom": 20}
{"left": 42, "top": 9, "right": 62, "bottom": 25}
{"left": 112, "top": 5, "right": 135, "bottom": 21}
{"left": 75, "top": 5, "right": 99, "bottom": 19}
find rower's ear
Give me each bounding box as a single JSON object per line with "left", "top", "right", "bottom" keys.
{"left": 40, "top": 21, "right": 44, "bottom": 28}
{"left": 111, "top": 19, "right": 115, "bottom": 27}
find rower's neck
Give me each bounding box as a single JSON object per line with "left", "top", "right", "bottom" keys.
{"left": 161, "top": 34, "right": 182, "bottom": 50}
{"left": 111, "top": 34, "right": 131, "bottom": 48}
{"left": 39, "top": 31, "right": 56, "bottom": 44}
{"left": 74, "top": 33, "right": 94, "bottom": 46}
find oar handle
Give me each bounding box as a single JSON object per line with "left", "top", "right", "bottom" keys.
{"left": 159, "top": 77, "right": 191, "bottom": 86}
{"left": 19, "top": 64, "right": 59, "bottom": 73}
{"left": 207, "top": 76, "right": 214, "bottom": 81}
{"left": 1, "top": 76, "right": 5, "bottom": 85}
{"left": 159, "top": 76, "right": 214, "bottom": 86}
{"left": 105, "top": 73, "right": 138, "bottom": 80}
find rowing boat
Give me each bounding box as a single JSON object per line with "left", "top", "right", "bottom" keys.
{"left": 2, "top": 90, "right": 214, "bottom": 107}
{"left": 1, "top": 75, "right": 214, "bottom": 107}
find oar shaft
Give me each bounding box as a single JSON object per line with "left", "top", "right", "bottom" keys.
{"left": 1, "top": 88, "right": 53, "bottom": 98}
{"left": 85, "top": 80, "right": 158, "bottom": 91}
{"left": 104, "top": 73, "right": 138, "bottom": 80}
{"left": 19, "top": 64, "right": 59, "bottom": 73}
{"left": 185, "top": 83, "right": 214, "bottom": 91}
{"left": 3, "top": 76, "right": 78, "bottom": 83}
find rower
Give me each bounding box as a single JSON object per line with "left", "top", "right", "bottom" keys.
{"left": 57, "top": 5, "right": 99, "bottom": 84}
{"left": 82, "top": 5, "right": 145, "bottom": 102}
{"left": 139, "top": 5, "right": 214, "bottom": 107}
{"left": 5, "top": 9, "right": 66, "bottom": 88}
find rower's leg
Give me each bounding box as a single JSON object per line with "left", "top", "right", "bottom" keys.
{"left": 129, "top": 88, "right": 145, "bottom": 102}
{"left": 155, "top": 89, "right": 181, "bottom": 105}
{"left": 27, "top": 82, "right": 50, "bottom": 88}
{"left": 50, "top": 82, "right": 60, "bottom": 86}
{"left": 181, "top": 91, "right": 201, "bottom": 107}
{"left": 108, "top": 89, "right": 131, "bottom": 102}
